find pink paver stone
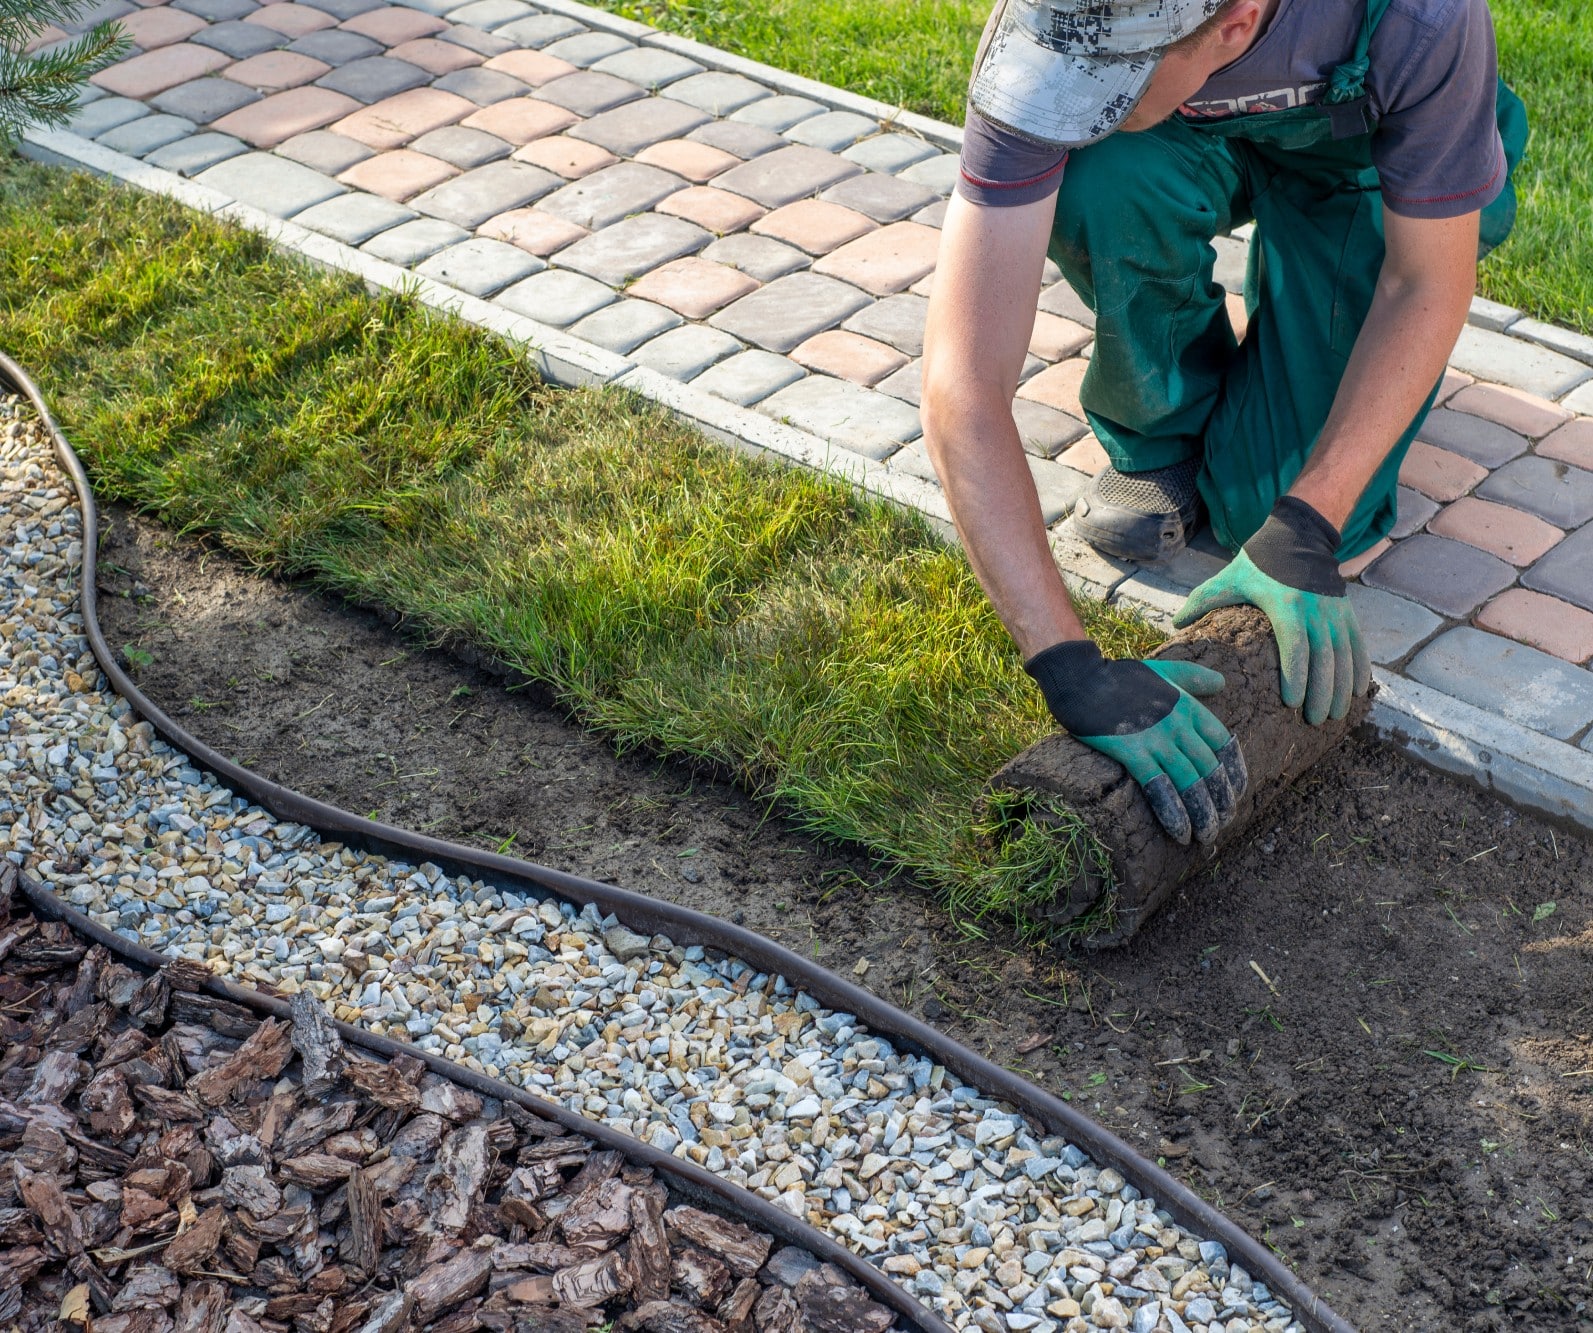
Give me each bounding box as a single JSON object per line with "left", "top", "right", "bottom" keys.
{"left": 811, "top": 222, "right": 940, "bottom": 296}
{"left": 338, "top": 149, "right": 458, "bottom": 202}
{"left": 1029, "top": 311, "right": 1091, "bottom": 363}
{"left": 790, "top": 330, "right": 907, "bottom": 388}
{"left": 634, "top": 139, "right": 739, "bottom": 184}
{"left": 334, "top": 88, "right": 477, "bottom": 149}
{"left": 478, "top": 208, "right": 588, "bottom": 256}
{"left": 1536, "top": 419, "right": 1593, "bottom": 471}
{"left": 1427, "top": 495, "right": 1564, "bottom": 566}
{"left": 1475, "top": 589, "right": 1593, "bottom": 664}
{"left": 1435, "top": 368, "right": 1473, "bottom": 404}
{"left": 627, "top": 256, "right": 759, "bottom": 320}
{"left": 224, "top": 50, "right": 332, "bottom": 92}
{"left": 1339, "top": 538, "right": 1391, "bottom": 580}
{"left": 751, "top": 199, "right": 874, "bottom": 256}
{"left": 510, "top": 135, "right": 615, "bottom": 178}
{"left": 213, "top": 87, "right": 361, "bottom": 147}
{"left": 23, "top": 23, "right": 67, "bottom": 53}
{"left": 1398, "top": 441, "right": 1487, "bottom": 503}
{"left": 462, "top": 97, "right": 578, "bottom": 147}
{"left": 656, "top": 186, "right": 765, "bottom": 236}
{"left": 1447, "top": 383, "right": 1572, "bottom": 439}
{"left": 1055, "top": 433, "right": 1109, "bottom": 476}
{"left": 388, "top": 38, "right": 485, "bottom": 75}
{"left": 482, "top": 50, "right": 578, "bottom": 87}
{"left": 1017, "top": 359, "right": 1087, "bottom": 417}
{"left": 118, "top": 6, "right": 206, "bottom": 50}
{"left": 91, "top": 43, "right": 232, "bottom": 98}
{"left": 338, "top": 7, "right": 445, "bottom": 45}
{"left": 244, "top": 4, "right": 336, "bottom": 37}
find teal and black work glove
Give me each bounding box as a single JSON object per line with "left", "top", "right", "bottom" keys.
{"left": 1174, "top": 496, "right": 1371, "bottom": 726}
{"left": 1026, "top": 640, "right": 1248, "bottom": 847}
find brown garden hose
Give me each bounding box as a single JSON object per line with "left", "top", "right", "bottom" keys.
{"left": 1, "top": 351, "right": 1358, "bottom": 1333}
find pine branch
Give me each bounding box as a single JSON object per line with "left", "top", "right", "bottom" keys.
{"left": 0, "top": 21, "right": 126, "bottom": 143}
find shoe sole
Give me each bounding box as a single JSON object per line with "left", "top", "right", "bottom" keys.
{"left": 1072, "top": 493, "right": 1202, "bottom": 563}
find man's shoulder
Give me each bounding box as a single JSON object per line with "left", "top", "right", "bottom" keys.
{"left": 1381, "top": 0, "right": 1475, "bottom": 38}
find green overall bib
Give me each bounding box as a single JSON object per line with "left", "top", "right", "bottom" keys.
{"left": 1048, "top": 0, "right": 1529, "bottom": 559}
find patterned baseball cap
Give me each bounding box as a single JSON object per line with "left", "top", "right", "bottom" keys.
{"left": 969, "top": 0, "right": 1230, "bottom": 148}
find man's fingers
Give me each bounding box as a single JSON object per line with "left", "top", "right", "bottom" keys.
{"left": 1173, "top": 574, "right": 1245, "bottom": 630}
{"left": 1216, "top": 737, "right": 1249, "bottom": 805}
{"left": 1201, "top": 757, "right": 1238, "bottom": 830}
{"left": 1141, "top": 773, "right": 1193, "bottom": 846}
{"left": 1179, "top": 775, "right": 1221, "bottom": 846}
{"left": 1302, "top": 615, "right": 1335, "bottom": 725}
{"left": 1349, "top": 606, "right": 1372, "bottom": 698}
{"left": 1274, "top": 618, "right": 1310, "bottom": 712}
{"left": 1328, "top": 616, "right": 1354, "bottom": 722}
{"left": 1146, "top": 659, "right": 1226, "bottom": 698}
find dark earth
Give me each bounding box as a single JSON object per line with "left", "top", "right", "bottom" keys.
{"left": 93, "top": 503, "right": 1593, "bottom": 1333}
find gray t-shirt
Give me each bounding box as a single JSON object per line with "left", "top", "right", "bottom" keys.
{"left": 957, "top": 0, "right": 1506, "bottom": 219}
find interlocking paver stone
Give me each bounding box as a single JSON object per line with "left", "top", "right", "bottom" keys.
{"left": 93, "top": 43, "right": 233, "bottom": 98}
{"left": 408, "top": 158, "right": 560, "bottom": 227}
{"left": 688, "top": 120, "right": 783, "bottom": 160}
{"left": 1359, "top": 532, "right": 1516, "bottom": 619}
{"left": 144, "top": 129, "right": 249, "bottom": 174}
{"left": 495, "top": 267, "right": 616, "bottom": 325}
{"left": 338, "top": 147, "right": 457, "bottom": 200}
{"left": 730, "top": 93, "right": 823, "bottom": 133}
{"left": 214, "top": 85, "right": 359, "bottom": 144}
{"left": 812, "top": 221, "right": 938, "bottom": 296}
{"left": 1015, "top": 358, "right": 1086, "bottom": 416}
{"left": 899, "top": 152, "right": 957, "bottom": 195}
{"left": 1566, "top": 382, "right": 1593, "bottom": 416}
{"left": 437, "top": 24, "right": 514, "bottom": 58}
{"left": 331, "top": 87, "right": 475, "bottom": 147}
{"left": 818, "top": 171, "right": 940, "bottom": 225}
{"left": 1467, "top": 296, "right": 1520, "bottom": 332}
{"left": 784, "top": 110, "right": 877, "bottom": 152}
{"left": 409, "top": 124, "right": 509, "bottom": 167}
{"left": 225, "top": 49, "right": 331, "bottom": 90}
{"left": 842, "top": 131, "right": 938, "bottom": 175}
{"left": 1013, "top": 399, "right": 1088, "bottom": 458}
{"left": 150, "top": 75, "right": 260, "bottom": 122}
{"left": 590, "top": 47, "right": 700, "bottom": 90}
{"left": 555, "top": 213, "right": 710, "bottom": 287}
{"left": 1522, "top": 521, "right": 1593, "bottom": 614}
{"left": 462, "top": 95, "right": 575, "bottom": 144}
{"left": 1398, "top": 441, "right": 1487, "bottom": 503}
{"left": 1027, "top": 457, "right": 1088, "bottom": 524}
{"left": 566, "top": 298, "right": 681, "bottom": 354}
{"left": 172, "top": 0, "right": 253, "bottom": 20}
{"left": 388, "top": 36, "right": 483, "bottom": 74}
{"left": 481, "top": 49, "right": 576, "bottom": 87}
{"left": 1512, "top": 318, "right": 1593, "bottom": 368}
{"left": 533, "top": 70, "right": 643, "bottom": 116}
{"left": 541, "top": 30, "right": 632, "bottom": 66}
{"left": 413, "top": 236, "right": 543, "bottom": 294}
{"left": 1476, "top": 455, "right": 1593, "bottom": 528}
{"left": 288, "top": 28, "right": 381, "bottom": 62}
{"left": 1477, "top": 589, "right": 1593, "bottom": 665}
{"left": 493, "top": 13, "right": 582, "bottom": 47}
{"left": 194, "top": 149, "right": 346, "bottom": 216}
{"left": 196, "top": 18, "right": 289, "bottom": 56}
{"left": 631, "top": 324, "right": 743, "bottom": 380}
{"left": 1427, "top": 496, "right": 1563, "bottom": 566}
{"left": 876, "top": 358, "right": 921, "bottom": 406}
{"left": 478, "top": 207, "right": 586, "bottom": 255}
{"left": 712, "top": 144, "right": 861, "bottom": 209}
{"left": 1055, "top": 432, "right": 1109, "bottom": 476}
{"left": 1408, "top": 627, "right": 1593, "bottom": 740}
{"left": 1029, "top": 311, "right": 1092, "bottom": 363}
{"left": 1538, "top": 419, "right": 1593, "bottom": 471}
{"left": 56, "top": 0, "right": 129, "bottom": 31}
{"left": 1391, "top": 483, "right": 1440, "bottom": 538}
{"left": 709, "top": 271, "right": 869, "bottom": 353}
{"left": 303, "top": 0, "right": 384, "bottom": 22}
{"left": 759, "top": 377, "right": 919, "bottom": 460}
{"left": 537, "top": 162, "right": 686, "bottom": 231}
{"left": 317, "top": 54, "right": 431, "bottom": 101}
{"left": 1338, "top": 538, "right": 1392, "bottom": 581}
{"left": 569, "top": 97, "right": 709, "bottom": 156}
{"left": 511, "top": 135, "right": 615, "bottom": 177}
{"left": 790, "top": 330, "right": 905, "bottom": 387}
{"left": 292, "top": 189, "right": 415, "bottom": 243}
{"left": 97, "top": 112, "right": 197, "bottom": 155}
{"left": 446, "top": 0, "right": 533, "bottom": 30}
{"left": 120, "top": 5, "right": 207, "bottom": 49}
{"left": 1448, "top": 325, "right": 1593, "bottom": 401}
{"left": 1416, "top": 408, "right": 1529, "bottom": 468}
{"left": 276, "top": 127, "right": 373, "bottom": 173}
{"left": 433, "top": 65, "right": 529, "bottom": 104}
{"left": 750, "top": 199, "right": 873, "bottom": 255}
{"left": 1447, "top": 383, "right": 1571, "bottom": 439}
{"left": 337, "top": 6, "right": 442, "bottom": 43}
{"left": 667, "top": 71, "right": 770, "bottom": 116}
{"left": 690, "top": 349, "right": 804, "bottom": 406}
{"left": 1342, "top": 584, "right": 1442, "bottom": 665}
{"left": 701, "top": 233, "right": 807, "bottom": 283}
{"left": 1038, "top": 279, "right": 1095, "bottom": 329}
{"left": 70, "top": 95, "right": 149, "bottom": 136}
{"left": 654, "top": 186, "right": 764, "bottom": 236}
{"left": 245, "top": 3, "right": 335, "bottom": 36}
{"left": 634, "top": 139, "right": 739, "bottom": 184}
{"left": 361, "top": 215, "right": 468, "bottom": 264}
{"left": 841, "top": 292, "right": 927, "bottom": 357}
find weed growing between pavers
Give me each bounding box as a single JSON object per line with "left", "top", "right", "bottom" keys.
{"left": 0, "top": 157, "right": 1162, "bottom": 936}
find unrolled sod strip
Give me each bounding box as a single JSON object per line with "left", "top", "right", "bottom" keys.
{"left": 1, "top": 399, "right": 1307, "bottom": 1333}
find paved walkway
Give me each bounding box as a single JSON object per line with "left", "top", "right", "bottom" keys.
{"left": 28, "top": 0, "right": 1593, "bottom": 831}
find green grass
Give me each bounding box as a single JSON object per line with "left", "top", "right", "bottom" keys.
{"left": 0, "top": 156, "right": 1160, "bottom": 938}
{"left": 597, "top": 0, "right": 1591, "bottom": 334}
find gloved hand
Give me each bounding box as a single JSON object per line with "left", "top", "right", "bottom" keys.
{"left": 1174, "top": 496, "right": 1370, "bottom": 725}
{"left": 1026, "top": 639, "right": 1248, "bottom": 847}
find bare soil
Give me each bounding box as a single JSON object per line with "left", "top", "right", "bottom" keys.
{"left": 95, "top": 504, "right": 1593, "bottom": 1333}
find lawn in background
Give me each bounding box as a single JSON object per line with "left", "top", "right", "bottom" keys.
{"left": 601, "top": 0, "right": 1591, "bottom": 334}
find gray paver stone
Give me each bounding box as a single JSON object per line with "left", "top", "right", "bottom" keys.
{"left": 1391, "top": 484, "right": 1441, "bottom": 539}
{"left": 1142, "top": 543, "right": 1227, "bottom": 593}
{"left": 760, "top": 376, "right": 920, "bottom": 460}
{"left": 1408, "top": 627, "right": 1593, "bottom": 740}
{"left": 1346, "top": 584, "right": 1443, "bottom": 666}
{"left": 1038, "top": 279, "right": 1095, "bottom": 329}
{"left": 409, "top": 159, "right": 561, "bottom": 228}
{"left": 538, "top": 162, "right": 687, "bottom": 231}
{"left": 317, "top": 57, "right": 431, "bottom": 104}
{"left": 688, "top": 120, "right": 784, "bottom": 160}
{"left": 293, "top": 190, "right": 417, "bottom": 244}
{"left": 1448, "top": 325, "right": 1593, "bottom": 400}
{"left": 875, "top": 358, "right": 922, "bottom": 406}
{"left": 555, "top": 213, "right": 710, "bottom": 287}
{"left": 1416, "top": 408, "right": 1529, "bottom": 467}
{"left": 542, "top": 31, "right": 634, "bottom": 67}
{"left": 276, "top": 128, "right": 375, "bottom": 175}
{"left": 1467, "top": 296, "right": 1520, "bottom": 332}
{"left": 842, "top": 132, "right": 938, "bottom": 175}
{"left": 303, "top": 0, "right": 383, "bottom": 18}
{"left": 730, "top": 94, "right": 824, "bottom": 133}
{"left": 361, "top": 216, "right": 470, "bottom": 264}
{"left": 70, "top": 96, "right": 149, "bottom": 137}
{"left": 446, "top": 0, "right": 534, "bottom": 30}
{"left": 492, "top": 13, "right": 583, "bottom": 47}
{"left": 439, "top": 24, "right": 515, "bottom": 57}
{"left": 1477, "top": 455, "right": 1593, "bottom": 528}
{"left": 709, "top": 272, "right": 871, "bottom": 353}
{"left": 287, "top": 29, "right": 382, "bottom": 63}
{"left": 151, "top": 77, "right": 260, "bottom": 123}
{"left": 567, "top": 298, "right": 681, "bottom": 353}
{"left": 409, "top": 125, "right": 510, "bottom": 168}
{"left": 1565, "top": 380, "right": 1593, "bottom": 416}
{"left": 1027, "top": 457, "right": 1088, "bottom": 524}
{"left": 569, "top": 96, "right": 709, "bottom": 156}
{"left": 690, "top": 349, "right": 804, "bottom": 405}
{"left": 886, "top": 441, "right": 939, "bottom": 484}
{"left": 701, "top": 234, "right": 809, "bottom": 283}
{"left": 534, "top": 70, "right": 645, "bottom": 117}
{"left": 898, "top": 152, "right": 958, "bottom": 195}
{"left": 1358, "top": 532, "right": 1516, "bottom": 618}
{"left": 667, "top": 71, "right": 771, "bottom": 116}
{"left": 433, "top": 67, "right": 531, "bottom": 105}
{"left": 1013, "top": 399, "right": 1087, "bottom": 459}
{"left": 912, "top": 198, "right": 948, "bottom": 228}
{"left": 841, "top": 292, "right": 928, "bottom": 357}
{"left": 194, "top": 151, "right": 346, "bottom": 217}
{"left": 1521, "top": 521, "right": 1593, "bottom": 614}
{"left": 389, "top": 0, "right": 460, "bottom": 15}
{"left": 495, "top": 268, "right": 616, "bottom": 326}
{"left": 414, "top": 236, "right": 543, "bottom": 295}
{"left": 1512, "top": 318, "right": 1593, "bottom": 367}
{"left": 819, "top": 171, "right": 940, "bottom": 223}
{"left": 61, "top": 0, "right": 132, "bottom": 28}
{"left": 631, "top": 324, "right": 743, "bottom": 380}
{"left": 143, "top": 130, "right": 249, "bottom": 176}
{"left": 590, "top": 48, "right": 702, "bottom": 91}
{"left": 194, "top": 20, "right": 288, "bottom": 57}
{"left": 712, "top": 144, "right": 862, "bottom": 209}
{"left": 1211, "top": 234, "right": 1247, "bottom": 292}
{"left": 172, "top": 0, "right": 254, "bottom": 21}
{"left": 784, "top": 110, "right": 877, "bottom": 152}
{"left": 98, "top": 113, "right": 196, "bottom": 156}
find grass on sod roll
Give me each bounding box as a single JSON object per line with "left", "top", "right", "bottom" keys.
{"left": 0, "top": 157, "right": 1159, "bottom": 937}
{"left": 599, "top": 0, "right": 1591, "bottom": 335}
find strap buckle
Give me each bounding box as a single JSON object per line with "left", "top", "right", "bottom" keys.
{"left": 1325, "top": 94, "right": 1372, "bottom": 140}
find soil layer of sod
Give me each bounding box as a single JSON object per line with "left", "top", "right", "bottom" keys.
{"left": 94, "top": 502, "right": 1593, "bottom": 1333}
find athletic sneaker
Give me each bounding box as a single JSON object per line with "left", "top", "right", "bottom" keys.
{"left": 1071, "top": 458, "right": 1203, "bottom": 563}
